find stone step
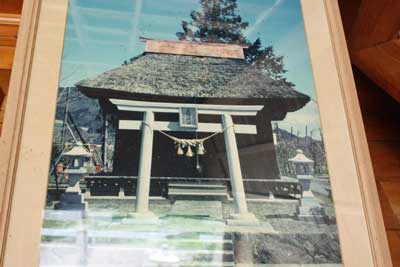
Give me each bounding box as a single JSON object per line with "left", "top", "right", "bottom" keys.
{"left": 168, "top": 189, "right": 228, "bottom": 195}
{"left": 168, "top": 182, "right": 229, "bottom": 201}
{"left": 168, "top": 189, "right": 228, "bottom": 202}
{"left": 168, "top": 183, "right": 227, "bottom": 189}
{"left": 168, "top": 189, "right": 228, "bottom": 197}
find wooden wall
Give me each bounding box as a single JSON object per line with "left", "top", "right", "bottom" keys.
{"left": 0, "top": 1, "right": 23, "bottom": 14}
{"left": 342, "top": 0, "right": 400, "bottom": 103}
{"left": 338, "top": 0, "right": 400, "bottom": 265}
{"left": 354, "top": 68, "right": 400, "bottom": 266}
{"left": 0, "top": 2, "right": 22, "bottom": 133}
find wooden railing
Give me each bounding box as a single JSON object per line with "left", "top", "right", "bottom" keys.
{"left": 47, "top": 176, "right": 303, "bottom": 199}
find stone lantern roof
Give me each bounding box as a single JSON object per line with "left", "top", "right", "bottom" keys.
{"left": 288, "top": 149, "right": 314, "bottom": 164}
{"left": 63, "top": 144, "right": 92, "bottom": 157}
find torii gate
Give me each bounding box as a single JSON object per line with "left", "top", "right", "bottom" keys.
{"left": 110, "top": 99, "right": 262, "bottom": 225}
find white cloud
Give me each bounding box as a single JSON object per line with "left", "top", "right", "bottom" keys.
{"left": 125, "top": 0, "right": 143, "bottom": 57}
{"left": 244, "top": 0, "right": 284, "bottom": 37}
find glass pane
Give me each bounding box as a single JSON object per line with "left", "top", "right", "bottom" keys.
{"left": 40, "top": 0, "right": 343, "bottom": 266}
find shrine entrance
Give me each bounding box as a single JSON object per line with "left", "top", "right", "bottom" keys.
{"left": 110, "top": 99, "right": 263, "bottom": 225}
{"left": 116, "top": 126, "right": 208, "bottom": 179}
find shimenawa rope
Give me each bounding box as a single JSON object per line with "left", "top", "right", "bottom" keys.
{"left": 142, "top": 121, "right": 233, "bottom": 147}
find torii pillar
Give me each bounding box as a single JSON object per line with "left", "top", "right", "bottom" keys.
{"left": 134, "top": 110, "right": 157, "bottom": 219}
{"left": 222, "top": 114, "right": 259, "bottom": 225}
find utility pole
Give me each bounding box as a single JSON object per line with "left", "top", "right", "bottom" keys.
{"left": 290, "top": 126, "right": 293, "bottom": 140}
{"left": 61, "top": 87, "right": 71, "bottom": 149}
{"left": 305, "top": 125, "right": 308, "bottom": 145}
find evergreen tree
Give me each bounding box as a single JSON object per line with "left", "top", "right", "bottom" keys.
{"left": 176, "top": 0, "right": 293, "bottom": 86}
{"left": 176, "top": 0, "right": 248, "bottom": 44}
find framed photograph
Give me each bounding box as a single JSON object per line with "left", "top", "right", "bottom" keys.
{"left": 0, "top": 0, "right": 392, "bottom": 266}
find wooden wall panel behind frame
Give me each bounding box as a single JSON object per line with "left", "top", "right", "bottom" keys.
{"left": 0, "top": 11, "right": 21, "bottom": 134}
{"left": 354, "top": 69, "right": 400, "bottom": 266}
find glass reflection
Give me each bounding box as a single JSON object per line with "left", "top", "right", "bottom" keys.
{"left": 40, "top": 0, "right": 342, "bottom": 266}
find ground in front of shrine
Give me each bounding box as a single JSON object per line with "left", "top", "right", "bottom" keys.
{"left": 40, "top": 198, "right": 342, "bottom": 267}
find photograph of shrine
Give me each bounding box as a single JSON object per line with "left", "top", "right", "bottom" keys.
{"left": 39, "top": 0, "right": 343, "bottom": 266}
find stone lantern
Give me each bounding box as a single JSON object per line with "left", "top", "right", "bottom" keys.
{"left": 54, "top": 143, "right": 92, "bottom": 210}
{"left": 289, "top": 149, "right": 314, "bottom": 192}
{"left": 289, "top": 149, "right": 325, "bottom": 221}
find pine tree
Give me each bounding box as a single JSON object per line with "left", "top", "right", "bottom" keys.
{"left": 176, "top": 0, "right": 293, "bottom": 86}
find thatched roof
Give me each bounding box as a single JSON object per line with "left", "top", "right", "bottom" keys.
{"left": 77, "top": 41, "right": 310, "bottom": 113}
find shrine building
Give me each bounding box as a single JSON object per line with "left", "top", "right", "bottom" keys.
{"left": 76, "top": 39, "right": 310, "bottom": 216}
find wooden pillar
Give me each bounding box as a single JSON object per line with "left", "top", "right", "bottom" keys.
{"left": 222, "top": 113, "right": 258, "bottom": 225}
{"left": 135, "top": 111, "right": 156, "bottom": 217}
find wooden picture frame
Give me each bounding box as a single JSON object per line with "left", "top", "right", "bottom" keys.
{"left": 0, "top": 0, "right": 392, "bottom": 266}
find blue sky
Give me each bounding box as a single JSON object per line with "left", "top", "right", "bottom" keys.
{"left": 60, "top": 0, "right": 322, "bottom": 138}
